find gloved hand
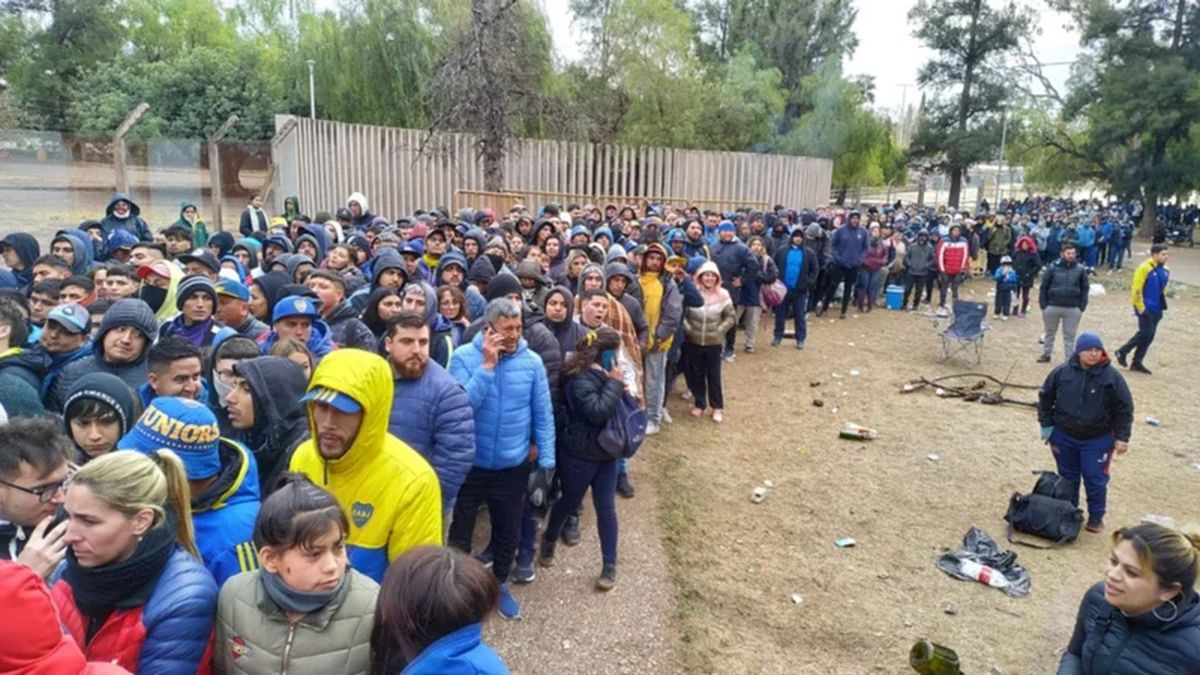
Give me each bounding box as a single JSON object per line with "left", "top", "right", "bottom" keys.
{"left": 1040, "top": 426, "right": 1054, "bottom": 443}
{"left": 527, "top": 467, "right": 555, "bottom": 508}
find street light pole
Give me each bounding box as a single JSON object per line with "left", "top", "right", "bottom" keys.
{"left": 996, "top": 108, "right": 1009, "bottom": 207}
{"left": 306, "top": 60, "right": 316, "bottom": 119}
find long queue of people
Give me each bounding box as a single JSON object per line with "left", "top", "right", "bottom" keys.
{"left": 0, "top": 191, "right": 1196, "bottom": 674}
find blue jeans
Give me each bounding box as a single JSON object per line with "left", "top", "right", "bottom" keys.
{"left": 1108, "top": 242, "right": 1125, "bottom": 269}
{"left": 1050, "top": 429, "right": 1114, "bottom": 520}
{"left": 774, "top": 289, "right": 808, "bottom": 344}
{"left": 856, "top": 269, "right": 883, "bottom": 306}
{"left": 543, "top": 454, "right": 619, "bottom": 565}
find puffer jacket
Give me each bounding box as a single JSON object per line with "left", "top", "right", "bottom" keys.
{"left": 1013, "top": 236, "right": 1042, "bottom": 285}
{"left": 987, "top": 224, "right": 1012, "bottom": 255}
{"left": 936, "top": 236, "right": 971, "bottom": 276}
{"left": 400, "top": 623, "right": 509, "bottom": 675}
{"left": 1057, "top": 582, "right": 1200, "bottom": 674}
{"left": 388, "top": 360, "right": 476, "bottom": 511}
{"left": 289, "top": 349, "right": 443, "bottom": 583}
{"left": 1038, "top": 353, "right": 1133, "bottom": 442}
{"left": 561, "top": 368, "right": 625, "bottom": 463}
{"left": 215, "top": 568, "right": 378, "bottom": 675}
{"left": 192, "top": 438, "right": 262, "bottom": 587}
{"left": 684, "top": 262, "right": 737, "bottom": 347}
{"left": 905, "top": 238, "right": 935, "bottom": 276}
{"left": 450, "top": 333, "right": 556, "bottom": 472}
{"left": 712, "top": 237, "right": 757, "bottom": 299}
{"left": 51, "top": 547, "right": 218, "bottom": 674}
{"left": 99, "top": 193, "right": 152, "bottom": 242}
{"left": 1039, "top": 258, "right": 1089, "bottom": 311}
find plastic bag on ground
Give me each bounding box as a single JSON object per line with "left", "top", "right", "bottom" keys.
{"left": 936, "top": 526, "right": 1031, "bottom": 598}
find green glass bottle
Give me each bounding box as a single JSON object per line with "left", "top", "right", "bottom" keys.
{"left": 909, "top": 639, "right": 962, "bottom": 675}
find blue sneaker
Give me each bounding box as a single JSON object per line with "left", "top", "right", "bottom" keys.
{"left": 498, "top": 582, "right": 521, "bottom": 620}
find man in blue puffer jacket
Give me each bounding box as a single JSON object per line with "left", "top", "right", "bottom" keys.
{"left": 386, "top": 311, "right": 475, "bottom": 516}
{"left": 448, "top": 298, "right": 555, "bottom": 622}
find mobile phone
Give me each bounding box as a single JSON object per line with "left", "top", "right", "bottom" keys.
{"left": 601, "top": 349, "right": 615, "bottom": 371}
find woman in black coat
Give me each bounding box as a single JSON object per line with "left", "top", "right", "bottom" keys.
{"left": 538, "top": 326, "right": 625, "bottom": 592}
{"left": 1058, "top": 522, "right": 1200, "bottom": 674}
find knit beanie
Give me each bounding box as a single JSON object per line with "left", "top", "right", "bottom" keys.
{"left": 0, "top": 375, "right": 43, "bottom": 420}
{"left": 176, "top": 275, "right": 217, "bottom": 310}
{"left": 118, "top": 397, "right": 221, "bottom": 480}
{"left": 486, "top": 273, "right": 524, "bottom": 301}
{"left": 1075, "top": 332, "right": 1104, "bottom": 354}
{"left": 63, "top": 372, "right": 139, "bottom": 437}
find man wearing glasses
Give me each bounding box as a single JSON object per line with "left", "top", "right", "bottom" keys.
{"left": 0, "top": 418, "right": 73, "bottom": 578}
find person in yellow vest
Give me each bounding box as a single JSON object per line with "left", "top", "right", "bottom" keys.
{"left": 637, "top": 243, "right": 682, "bottom": 437}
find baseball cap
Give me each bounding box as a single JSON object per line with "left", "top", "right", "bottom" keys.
{"left": 137, "top": 261, "right": 175, "bottom": 280}
{"left": 178, "top": 249, "right": 220, "bottom": 274}
{"left": 46, "top": 303, "right": 90, "bottom": 334}
{"left": 215, "top": 278, "right": 251, "bottom": 302}
{"left": 299, "top": 386, "right": 362, "bottom": 414}
{"left": 272, "top": 294, "right": 322, "bottom": 324}
{"left": 117, "top": 397, "right": 221, "bottom": 480}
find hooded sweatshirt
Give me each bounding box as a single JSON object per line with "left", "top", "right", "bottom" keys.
{"left": 190, "top": 437, "right": 262, "bottom": 586}
{"left": 52, "top": 299, "right": 157, "bottom": 407}
{"left": 234, "top": 356, "right": 310, "bottom": 493}
{"left": 347, "top": 192, "right": 375, "bottom": 231}
{"left": 288, "top": 349, "right": 443, "bottom": 582}
{"left": 1, "top": 232, "right": 40, "bottom": 288}
{"left": 99, "top": 193, "right": 152, "bottom": 242}
{"left": 172, "top": 201, "right": 209, "bottom": 248}
{"left": 51, "top": 231, "right": 94, "bottom": 276}
{"left": 543, "top": 286, "right": 584, "bottom": 357}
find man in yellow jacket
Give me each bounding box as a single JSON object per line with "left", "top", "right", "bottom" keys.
{"left": 289, "top": 348, "right": 442, "bottom": 582}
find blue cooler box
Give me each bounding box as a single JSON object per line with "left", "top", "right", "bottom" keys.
{"left": 886, "top": 284, "right": 904, "bottom": 310}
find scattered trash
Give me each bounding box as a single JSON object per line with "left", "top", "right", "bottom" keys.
{"left": 751, "top": 486, "right": 767, "bottom": 504}
{"left": 944, "top": 602, "right": 958, "bottom": 615}
{"left": 901, "top": 383, "right": 916, "bottom": 392}
{"left": 834, "top": 537, "right": 857, "bottom": 548}
{"left": 830, "top": 406, "right": 839, "bottom": 414}
{"left": 990, "top": 666, "right": 1005, "bottom": 675}
{"left": 927, "top": 454, "right": 941, "bottom": 463}
{"left": 937, "top": 527, "right": 1031, "bottom": 598}
{"left": 847, "top": 341, "right": 856, "bottom": 346}
{"left": 1088, "top": 282, "right": 1106, "bottom": 297}
{"left": 1193, "top": 464, "right": 1200, "bottom": 474}
{"left": 791, "top": 593, "right": 805, "bottom": 605}
{"left": 832, "top": 372, "right": 843, "bottom": 378}
{"left": 839, "top": 423, "right": 877, "bottom": 440}
{"left": 812, "top": 399, "right": 824, "bottom": 407}
{"left": 851, "top": 315, "right": 859, "bottom": 319}
{"left": 903, "top": 373, "right": 1039, "bottom": 408}
{"left": 995, "top": 606, "right": 1023, "bottom": 619}
{"left": 763, "top": 479, "right": 774, "bottom": 488}
{"left": 935, "top": 387, "right": 949, "bottom": 397}
{"left": 809, "top": 380, "right": 822, "bottom": 387}
{"left": 1145, "top": 416, "right": 1162, "bottom": 426}
{"left": 1142, "top": 514, "right": 1176, "bottom": 528}
{"left": 849, "top": 369, "right": 860, "bottom": 376}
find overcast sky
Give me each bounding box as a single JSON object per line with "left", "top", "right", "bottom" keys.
{"left": 538, "top": 0, "right": 1084, "bottom": 116}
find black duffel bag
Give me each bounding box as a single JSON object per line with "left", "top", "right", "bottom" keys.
{"left": 1004, "top": 470, "right": 1084, "bottom": 548}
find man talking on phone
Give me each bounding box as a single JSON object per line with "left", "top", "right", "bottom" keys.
{"left": 0, "top": 418, "right": 73, "bottom": 579}
{"left": 449, "top": 297, "right": 556, "bottom": 621}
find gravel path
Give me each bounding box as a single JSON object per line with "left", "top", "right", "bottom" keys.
{"left": 483, "top": 465, "right": 682, "bottom": 674}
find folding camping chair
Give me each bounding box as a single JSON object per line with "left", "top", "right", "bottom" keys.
{"left": 939, "top": 300, "right": 989, "bottom": 365}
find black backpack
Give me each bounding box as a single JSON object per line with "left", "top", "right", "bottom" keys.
{"left": 1004, "top": 470, "right": 1084, "bottom": 548}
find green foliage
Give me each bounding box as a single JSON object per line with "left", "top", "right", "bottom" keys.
{"left": 906, "top": 0, "right": 1028, "bottom": 207}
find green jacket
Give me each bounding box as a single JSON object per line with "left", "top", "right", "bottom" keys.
{"left": 175, "top": 201, "right": 209, "bottom": 248}
{"left": 215, "top": 568, "right": 378, "bottom": 675}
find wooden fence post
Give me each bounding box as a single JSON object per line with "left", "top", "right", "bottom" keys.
{"left": 112, "top": 103, "right": 149, "bottom": 194}
{"left": 207, "top": 115, "right": 239, "bottom": 232}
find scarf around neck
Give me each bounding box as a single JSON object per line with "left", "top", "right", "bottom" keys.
{"left": 63, "top": 513, "right": 176, "bottom": 622}
{"left": 261, "top": 569, "right": 346, "bottom": 615}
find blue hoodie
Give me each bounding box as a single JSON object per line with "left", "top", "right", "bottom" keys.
{"left": 99, "top": 193, "right": 152, "bottom": 242}
{"left": 52, "top": 230, "right": 95, "bottom": 275}
{"left": 1, "top": 232, "right": 40, "bottom": 288}
{"left": 401, "top": 623, "right": 509, "bottom": 675}
{"left": 259, "top": 318, "right": 336, "bottom": 359}
{"left": 191, "top": 438, "right": 262, "bottom": 586}
{"left": 830, "top": 222, "right": 870, "bottom": 268}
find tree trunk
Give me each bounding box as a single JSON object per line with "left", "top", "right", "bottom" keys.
{"left": 1139, "top": 190, "right": 1157, "bottom": 239}
{"left": 948, "top": 168, "right": 963, "bottom": 208}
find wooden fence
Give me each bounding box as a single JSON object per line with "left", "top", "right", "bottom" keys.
{"left": 272, "top": 116, "right": 832, "bottom": 217}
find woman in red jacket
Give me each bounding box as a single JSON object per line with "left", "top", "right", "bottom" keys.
{"left": 935, "top": 224, "right": 972, "bottom": 310}
{"left": 51, "top": 450, "right": 218, "bottom": 675}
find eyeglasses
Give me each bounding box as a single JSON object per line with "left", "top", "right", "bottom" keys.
{"left": 0, "top": 477, "right": 69, "bottom": 503}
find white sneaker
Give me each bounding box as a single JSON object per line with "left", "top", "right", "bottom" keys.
{"left": 646, "top": 422, "right": 661, "bottom": 435}
{"left": 661, "top": 409, "right": 674, "bottom": 424}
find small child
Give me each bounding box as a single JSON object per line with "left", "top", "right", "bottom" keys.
{"left": 215, "top": 474, "right": 378, "bottom": 675}
{"left": 993, "top": 255, "right": 1018, "bottom": 320}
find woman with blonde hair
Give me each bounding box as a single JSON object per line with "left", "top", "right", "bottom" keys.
{"left": 683, "top": 261, "right": 735, "bottom": 423}
{"left": 1059, "top": 522, "right": 1200, "bottom": 673}
{"left": 50, "top": 450, "right": 219, "bottom": 675}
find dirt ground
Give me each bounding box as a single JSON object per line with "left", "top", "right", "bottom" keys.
{"left": 644, "top": 258, "right": 1200, "bottom": 674}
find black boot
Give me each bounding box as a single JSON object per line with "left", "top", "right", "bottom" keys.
{"left": 616, "top": 473, "right": 636, "bottom": 499}
{"left": 562, "top": 514, "right": 581, "bottom": 546}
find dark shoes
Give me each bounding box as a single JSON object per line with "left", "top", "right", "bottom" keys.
{"left": 1115, "top": 350, "right": 1128, "bottom": 367}
{"left": 1036, "top": 354, "right": 1051, "bottom": 363}
{"left": 562, "top": 514, "right": 581, "bottom": 546}
{"left": 538, "top": 539, "right": 557, "bottom": 568}
{"left": 616, "top": 473, "right": 636, "bottom": 499}
{"left": 1085, "top": 516, "right": 1104, "bottom": 533}
{"left": 596, "top": 563, "right": 617, "bottom": 591}
{"left": 1130, "top": 363, "right": 1152, "bottom": 375}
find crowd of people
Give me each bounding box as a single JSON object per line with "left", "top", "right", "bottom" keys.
{"left": 0, "top": 190, "right": 1195, "bottom": 674}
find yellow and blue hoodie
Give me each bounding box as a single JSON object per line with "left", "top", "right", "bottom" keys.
{"left": 289, "top": 349, "right": 443, "bottom": 583}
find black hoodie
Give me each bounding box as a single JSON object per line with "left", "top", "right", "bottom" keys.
{"left": 232, "top": 356, "right": 310, "bottom": 494}
{"left": 1, "top": 233, "right": 40, "bottom": 288}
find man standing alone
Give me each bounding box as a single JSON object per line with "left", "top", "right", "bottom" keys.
{"left": 1038, "top": 243, "right": 1089, "bottom": 363}
{"left": 1115, "top": 245, "right": 1169, "bottom": 375}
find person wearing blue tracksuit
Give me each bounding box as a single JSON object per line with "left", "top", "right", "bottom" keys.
{"left": 819, "top": 211, "right": 869, "bottom": 318}
{"left": 1037, "top": 332, "right": 1133, "bottom": 534}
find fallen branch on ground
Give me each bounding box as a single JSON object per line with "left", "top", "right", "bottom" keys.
{"left": 899, "top": 373, "right": 1039, "bottom": 408}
